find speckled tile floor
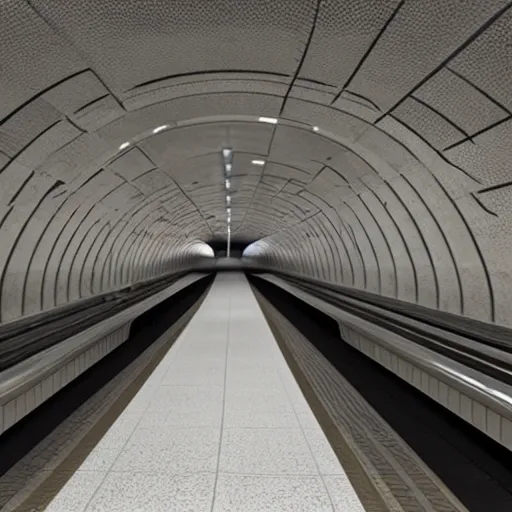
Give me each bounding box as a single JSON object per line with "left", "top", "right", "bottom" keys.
{"left": 44, "top": 273, "right": 366, "bottom": 512}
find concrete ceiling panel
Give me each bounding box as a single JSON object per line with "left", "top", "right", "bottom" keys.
{"left": 1, "top": 0, "right": 512, "bottom": 326}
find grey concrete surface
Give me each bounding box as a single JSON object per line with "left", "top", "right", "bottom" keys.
{"left": 1, "top": 1, "right": 511, "bottom": 327}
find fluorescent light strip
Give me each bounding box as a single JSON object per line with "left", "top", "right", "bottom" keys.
{"left": 252, "top": 159, "right": 265, "bottom": 166}
{"left": 119, "top": 142, "right": 130, "bottom": 150}
{"left": 222, "top": 148, "right": 234, "bottom": 257}
{"left": 259, "top": 116, "right": 278, "bottom": 124}
{"left": 312, "top": 126, "right": 319, "bottom": 132}
{"left": 153, "top": 124, "right": 169, "bottom": 134}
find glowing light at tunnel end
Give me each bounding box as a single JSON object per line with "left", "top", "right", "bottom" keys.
{"left": 190, "top": 242, "right": 215, "bottom": 258}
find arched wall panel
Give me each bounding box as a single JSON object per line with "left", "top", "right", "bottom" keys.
{"left": 1, "top": 0, "right": 512, "bottom": 328}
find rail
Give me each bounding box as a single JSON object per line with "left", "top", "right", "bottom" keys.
{"left": 0, "top": 270, "right": 209, "bottom": 371}
{"left": 251, "top": 272, "right": 512, "bottom": 423}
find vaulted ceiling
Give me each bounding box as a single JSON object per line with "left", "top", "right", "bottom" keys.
{"left": 1, "top": 0, "right": 512, "bottom": 326}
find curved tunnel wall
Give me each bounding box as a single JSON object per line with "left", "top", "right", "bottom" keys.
{"left": 1, "top": 1, "right": 512, "bottom": 326}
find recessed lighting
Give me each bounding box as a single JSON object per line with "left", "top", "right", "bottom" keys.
{"left": 259, "top": 116, "right": 278, "bottom": 124}
{"left": 225, "top": 179, "right": 231, "bottom": 189}
{"left": 153, "top": 124, "right": 169, "bottom": 134}
{"left": 226, "top": 196, "right": 231, "bottom": 205}
{"left": 252, "top": 159, "right": 265, "bottom": 166}
{"left": 312, "top": 126, "right": 319, "bottom": 132}
{"left": 227, "top": 207, "right": 231, "bottom": 214}
{"left": 119, "top": 142, "right": 130, "bottom": 150}
{"left": 222, "top": 148, "right": 232, "bottom": 158}
{"left": 225, "top": 163, "right": 232, "bottom": 173}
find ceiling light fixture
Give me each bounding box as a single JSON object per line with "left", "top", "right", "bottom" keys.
{"left": 221, "top": 148, "right": 233, "bottom": 258}
{"left": 312, "top": 126, "right": 319, "bottom": 132}
{"left": 119, "top": 142, "right": 130, "bottom": 150}
{"left": 252, "top": 159, "right": 265, "bottom": 166}
{"left": 153, "top": 124, "right": 169, "bottom": 134}
{"left": 258, "top": 116, "right": 278, "bottom": 124}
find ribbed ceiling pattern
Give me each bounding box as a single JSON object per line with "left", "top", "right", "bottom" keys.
{"left": 1, "top": 0, "right": 512, "bottom": 325}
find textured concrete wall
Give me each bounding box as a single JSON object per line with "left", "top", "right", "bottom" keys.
{"left": 1, "top": 1, "right": 512, "bottom": 325}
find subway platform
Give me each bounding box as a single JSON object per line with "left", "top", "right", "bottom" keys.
{"left": 44, "top": 273, "right": 366, "bottom": 511}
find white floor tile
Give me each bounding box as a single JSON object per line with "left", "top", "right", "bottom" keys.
{"left": 142, "top": 385, "right": 223, "bottom": 427}
{"left": 219, "top": 428, "right": 318, "bottom": 475}
{"left": 212, "top": 474, "right": 334, "bottom": 512}
{"left": 111, "top": 427, "right": 219, "bottom": 474}
{"left": 223, "top": 386, "right": 289, "bottom": 403}
{"left": 161, "top": 364, "right": 225, "bottom": 386}
{"left": 85, "top": 472, "right": 215, "bottom": 512}
{"left": 223, "top": 406, "right": 299, "bottom": 429}
{"left": 223, "top": 389, "right": 298, "bottom": 429}
{"left": 226, "top": 366, "right": 281, "bottom": 384}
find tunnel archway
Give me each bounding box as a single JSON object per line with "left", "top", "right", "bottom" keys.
{"left": 1, "top": 0, "right": 511, "bottom": 327}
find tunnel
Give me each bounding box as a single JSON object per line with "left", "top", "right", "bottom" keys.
{"left": 1, "top": 1, "right": 512, "bottom": 511}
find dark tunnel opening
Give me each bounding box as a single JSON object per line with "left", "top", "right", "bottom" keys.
{"left": 207, "top": 239, "right": 256, "bottom": 258}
